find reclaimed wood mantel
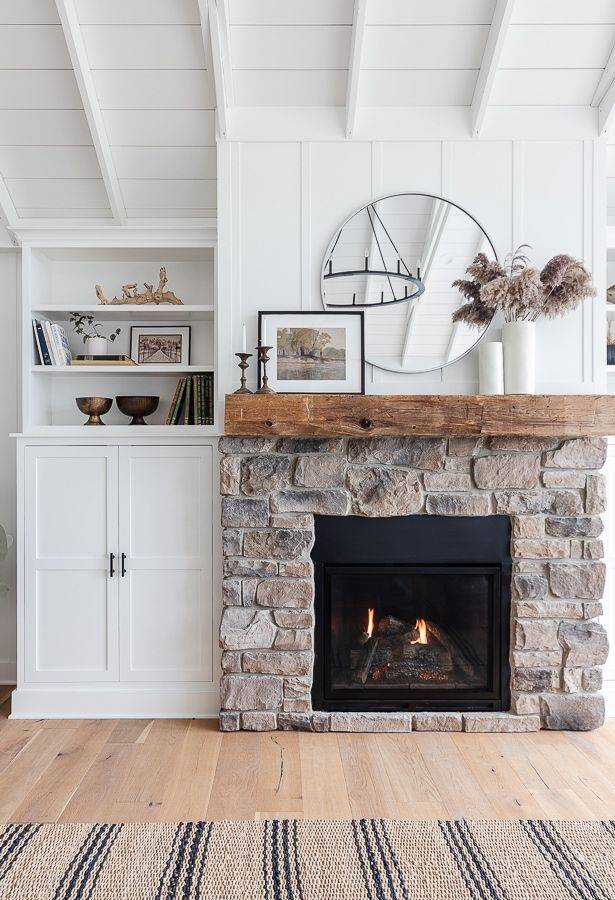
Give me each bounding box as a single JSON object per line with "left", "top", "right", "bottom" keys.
{"left": 225, "top": 394, "right": 615, "bottom": 437}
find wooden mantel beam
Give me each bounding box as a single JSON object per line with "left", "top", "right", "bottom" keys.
{"left": 225, "top": 394, "right": 615, "bottom": 438}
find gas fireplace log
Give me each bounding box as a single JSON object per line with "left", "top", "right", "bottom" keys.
{"left": 376, "top": 616, "right": 411, "bottom": 637}
{"left": 358, "top": 638, "right": 379, "bottom": 684}
{"left": 425, "top": 621, "right": 474, "bottom": 677}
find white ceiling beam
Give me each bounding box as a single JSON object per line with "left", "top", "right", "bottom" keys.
{"left": 598, "top": 77, "right": 615, "bottom": 135}
{"left": 0, "top": 177, "right": 17, "bottom": 230}
{"left": 55, "top": 0, "right": 126, "bottom": 224}
{"left": 201, "top": 0, "right": 233, "bottom": 140}
{"left": 592, "top": 39, "right": 615, "bottom": 108}
{"left": 470, "top": 0, "right": 515, "bottom": 137}
{"left": 345, "top": 0, "right": 368, "bottom": 140}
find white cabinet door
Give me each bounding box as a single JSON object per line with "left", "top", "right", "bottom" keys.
{"left": 24, "top": 446, "right": 119, "bottom": 683}
{"left": 118, "top": 445, "right": 213, "bottom": 683}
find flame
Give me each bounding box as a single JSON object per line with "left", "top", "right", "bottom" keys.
{"left": 366, "top": 608, "right": 375, "bottom": 639}
{"left": 411, "top": 618, "right": 428, "bottom": 645}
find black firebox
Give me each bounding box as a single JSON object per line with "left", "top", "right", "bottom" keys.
{"left": 311, "top": 515, "right": 511, "bottom": 713}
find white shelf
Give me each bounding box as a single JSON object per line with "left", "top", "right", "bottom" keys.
{"left": 17, "top": 425, "right": 219, "bottom": 437}
{"left": 31, "top": 364, "right": 214, "bottom": 375}
{"left": 32, "top": 304, "right": 214, "bottom": 321}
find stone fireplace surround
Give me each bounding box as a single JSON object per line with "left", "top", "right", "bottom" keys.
{"left": 218, "top": 434, "right": 609, "bottom": 733}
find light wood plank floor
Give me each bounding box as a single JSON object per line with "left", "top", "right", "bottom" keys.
{"left": 1, "top": 689, "right": 614, "bottom": 823}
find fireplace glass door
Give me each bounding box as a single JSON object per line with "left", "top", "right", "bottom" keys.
{"left": 324, "top": 565, "right": 501, "bottom": 707}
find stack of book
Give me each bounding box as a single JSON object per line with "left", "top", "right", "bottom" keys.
{"left": 166, "top": 373, "right": 214, "bottom": 425}
{"left": 32, "top": 317, "right": 71, "bottom": 366}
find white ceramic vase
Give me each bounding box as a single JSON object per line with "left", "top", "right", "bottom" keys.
{"left": 478, "top": 341, "right": 504, "bottom": 395}
{"left": 85, "top": 336, "right": 108, "bottom": 357}
{"left": 502, "top": 321, "right": 536, "bottom": 394}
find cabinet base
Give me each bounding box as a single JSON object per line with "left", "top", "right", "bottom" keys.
{"left": 10, "top": 686, "right": 220, "bottom": 719}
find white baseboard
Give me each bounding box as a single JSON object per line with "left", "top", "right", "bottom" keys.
{"left": 10, "top": 686, "right": 220, "bottom": 719}
{"left": 0, "top": 661, "right": 16, "bottom": 683}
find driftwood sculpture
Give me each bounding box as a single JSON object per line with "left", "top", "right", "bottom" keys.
{"left": 96, "top": 267, "right": 183, "bottom": 305}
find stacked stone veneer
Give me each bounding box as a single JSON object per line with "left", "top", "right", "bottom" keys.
{"left": 218, "top": 434, "right": 609, "bottom": 733}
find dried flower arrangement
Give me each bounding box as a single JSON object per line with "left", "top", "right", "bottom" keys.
{"left": 452, "top": 245, "right": 596, "bottom": 327}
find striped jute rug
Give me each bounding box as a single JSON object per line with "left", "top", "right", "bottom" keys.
{"left": 0, "top": 818, "right": 614, "bottom": 899}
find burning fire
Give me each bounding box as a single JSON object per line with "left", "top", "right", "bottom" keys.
{"left": 366, "top": 608, "right": 375, "bottom": 639}
{"left": 411, "top": 618, "right": 428, "bottom": 645}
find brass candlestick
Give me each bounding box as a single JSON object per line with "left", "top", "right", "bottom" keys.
{"left": 234, "top": 352, "right": 253, "bottom": 394}
{"left": 256, "top": 345, "right": 275, "bottom": 394}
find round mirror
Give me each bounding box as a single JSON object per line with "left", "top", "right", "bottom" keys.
{"left": 321, "top": 192, "right": 497, "bottom": 374}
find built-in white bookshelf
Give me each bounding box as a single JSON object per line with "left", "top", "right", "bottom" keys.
{"left": 22, "top": 241, "right": 220, "bottom": 434}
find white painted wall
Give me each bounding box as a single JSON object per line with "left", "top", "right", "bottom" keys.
{"left": 221, "top": 138, "right": 606, "bottom": 395}
{"left": 0, "top": 251, "right": 18, "bottom": 683}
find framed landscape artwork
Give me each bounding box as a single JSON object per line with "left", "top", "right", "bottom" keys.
{"left": 130, "top": 325, "right": 191, "bottom": 365}
{"left": 257, "top": 311, "right": 365, "bottom": 393}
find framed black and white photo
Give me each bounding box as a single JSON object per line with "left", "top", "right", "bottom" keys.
{"left": 130, "top": 325, "right": 191, "bottom": 366}
{"left": 257, "top": 311, "right": 364, "bottom": 393}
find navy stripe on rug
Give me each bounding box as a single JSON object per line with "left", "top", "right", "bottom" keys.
{"left": 0, "top": 824, "right": 41, "bottom": 883}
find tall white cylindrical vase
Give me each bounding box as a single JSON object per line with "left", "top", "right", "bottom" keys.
{"left": 478, "top": 342, "right": 504, "bottom": 394}
{"left": 502, "top": 321, "right": 536, "bottom": 394}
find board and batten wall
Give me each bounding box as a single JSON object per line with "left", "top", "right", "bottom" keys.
{"left": 218, "top": 139, "right": 606, "bottom": 396}
{"left": 0, "top": 250, "right": 18, "bottom": 684}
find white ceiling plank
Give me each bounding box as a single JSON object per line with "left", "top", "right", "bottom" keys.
{"left": 0, "top": 109, "right": 93, "bottom": 145}
{"left": 81, "top": 25, "right": 205, "bottom": 69}
{"left": 231, "top": 25, "right": 351, "bottom": 69}
{"left": 0, "top": 25, "right": 71, "bottom": 68}
{"left": 16, "top": 207, "right": 112, "bottom": 218}
{"left": 345, "top": 0, "right": 367, "bottom": 139}
{"left": 56, "top": 0, "right": 126, "bottom": 223}
{"left": 6, "top": 177, "right": 109, "bottom": 208}
{"left": 119, "top": 178, "right": 216, "bottom": 209}
{"left": 103, "top": 110, "right": 215, "bottom": 146}
{"left": 360, "top": 70, "right": 477, "bottom": 107}
{"left": 202, "top": 0, "right": 233, "bottom": 139}
{"left": 75, "top": 0, "right": 200, "bottom": 25}
{"left": 112, "top": 147, "right": 216, "bottom": 180}
{"left": 93, "top": 70, "right": 215, "bottom": 111}
{"left": 230, "top": 0, "right": 352, "bottom": 25}
{"left": 599, "top": 78, "right": 615, "bottom": 135}
{"left": 367, "top": 1, "right": 495, "bottom": 25}
{"left": 512, "top": 0, "right": 615, "bottom": 25}
{"left": 592, "top": 39, "right": 615, "bottom": 107}
{"left": 471, "top": 0, "right": 515, "bottom": 137}
{"left": 125, "top": 208, "right": 216, "bottom": 219}
{"left": 0, "top": 146, "right": 100, "bottom": 178}
{"left": 228, "top": 104, "right": 596, "bottom": 142}
{"left": 501, "top": 25, "right": 615, "bottom": 69}
{"left": 234, "top": 70, "right": 346, "bottom": 107}
{"left": 492, "top": 69, "right": 601, "bottom": 106}
{"left": 363, "top": 25, "right": 489, "bottom": 70}
{"left": 0, "top": 1, "right": 60, "bottom": 24}
{"left": 0, "top": 70, "right": 82, "bottom": 109}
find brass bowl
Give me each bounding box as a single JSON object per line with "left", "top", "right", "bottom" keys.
{"left": 116, "top": 395, "right": 159, "bottom": 425}
{"left": 76, "top": 396, "right": 113, "bottom": 426}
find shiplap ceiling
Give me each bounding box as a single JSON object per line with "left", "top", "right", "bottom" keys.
{"left": 1, "top": 0, "right": 615, "bottom": 229}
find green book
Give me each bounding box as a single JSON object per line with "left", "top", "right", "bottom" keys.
{"left": 166, "top": 378, "right": 184, "bottom": 425}
{"left": 171, "top": 378, "right": 187, "bottom": 425}
{"left": 184, "top": 377, "right": 193, "bottom": 425}
{"left": 195, "top": 374, "right": 202, "bottom": 426}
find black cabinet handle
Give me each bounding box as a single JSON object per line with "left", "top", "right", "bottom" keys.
{"left": 121, "top": 553, "right": 127, "bottom": 577}
{"left": 109, "top": 553, "right": 115, "bottom": 577}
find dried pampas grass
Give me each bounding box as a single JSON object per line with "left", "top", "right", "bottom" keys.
{"left": 452, "top": 245, "right": 595, "bottom": 328}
